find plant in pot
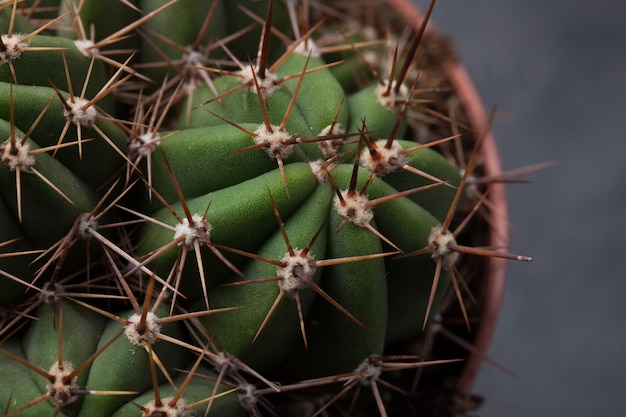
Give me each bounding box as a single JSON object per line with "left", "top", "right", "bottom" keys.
{"left": 0, "top": 0, "right": 530, "bottom": 416}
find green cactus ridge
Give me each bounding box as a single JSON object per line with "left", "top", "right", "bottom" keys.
{"left": 0, "top": 0, "right": 531, "bottom": 416}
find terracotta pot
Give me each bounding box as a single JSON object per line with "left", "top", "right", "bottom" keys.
{"left": 384, "top": 0, "right": 510, "bottom": 396}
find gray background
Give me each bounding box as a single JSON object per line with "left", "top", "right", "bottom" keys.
{"left": 416, "top": 0, "right": 626, "bottom": 416}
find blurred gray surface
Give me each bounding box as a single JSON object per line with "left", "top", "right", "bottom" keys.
{"left": 417, "top": 0, "right": 626, "bottom": 415}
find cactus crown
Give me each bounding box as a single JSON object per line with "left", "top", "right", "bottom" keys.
{"left": 0, "top": 0, "right": 531, "bottom": 416}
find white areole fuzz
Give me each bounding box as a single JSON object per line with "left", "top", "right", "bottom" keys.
{"left": 360, "top": 139, "right": 409, "bottom": 176}
{"left": 277, "top": 249, "right": 316, "bottom": 297}
{"left": 238, "top": 65, "right": 280, "bottom": 97}
{"left": 375, "top": 79, "right": 409, "bottom": 110}
{"left": 317, "top": 123, "right": 346, "bottom": 158}
{"left": 253, "top": 124, "right": 295, "bottom": 159}
{"left": 77, "top": 213, "right": 98, "bottom": 239}
{"left": 1, "top": 137, "right": 35, "bottom": 172}
{"left": 174, "top": 214, "right": 212, "bottom": 249}
{"left": 428, "top": 226, "right": 460, "bottom": 267}
{"left": 74, "top": 39, "right": 98, "bottom": 57}
{"left": 64, "top": 97, "right": 98, "bottom": 127}
{"left": 0, "top": 33, "right": 27, "bottom": 64}
{"left": 141, "top": 398, "right": 192, "bottom": 417}
{"left": 129, "top": 131, "right": 160, "bottom": 158}
{"left": 124, "top": 311, "right": 162, "bottom": 346}
{"left": 46, "top": 361, "right": 80, "bottom": 406}
{"left": 333, "top": 191, "right": 374, "bottom": 227}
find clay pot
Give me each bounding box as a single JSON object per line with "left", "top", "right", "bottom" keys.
{"left": 384, "top": 0, "right": 510, "bottom": 397}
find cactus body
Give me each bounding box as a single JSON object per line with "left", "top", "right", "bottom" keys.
{"left": 0, "top": 1, "right": 529, "bottom": 416}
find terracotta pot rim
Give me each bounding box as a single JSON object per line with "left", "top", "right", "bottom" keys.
{"left": 385, "top": 0, "right": 510, "bottom": 393}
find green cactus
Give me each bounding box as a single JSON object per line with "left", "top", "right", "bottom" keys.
{"left": 0, "top": 0, "right": 531, "bottom": 416}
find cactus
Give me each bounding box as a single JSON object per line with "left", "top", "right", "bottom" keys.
{"left": 0, "top": 0, "right": 531, "bottom": 416}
